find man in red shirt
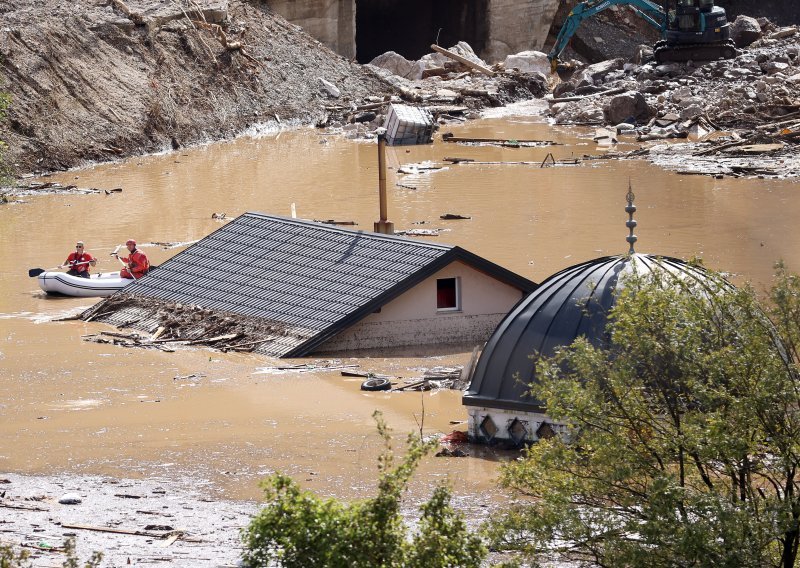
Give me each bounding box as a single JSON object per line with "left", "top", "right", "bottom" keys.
{"left": 60, "top": 241, "right": 96, "bottom": 278}
{"left": 116, "top": 239, "right": 150, "bottom": 280}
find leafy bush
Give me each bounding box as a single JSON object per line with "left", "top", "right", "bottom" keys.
{"left": 0, "top": 539, "right": 101, "bottom": 568}
{"left": 242, "top": 411, "right": 486, "bottom": 567}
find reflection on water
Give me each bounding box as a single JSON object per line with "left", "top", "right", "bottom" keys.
{"left": 1, "top": 108, "right": 798, "bottom": 500}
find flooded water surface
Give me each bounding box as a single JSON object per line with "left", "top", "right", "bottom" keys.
{"left": 2, "top": 106, "right": 799, "bottom": 504}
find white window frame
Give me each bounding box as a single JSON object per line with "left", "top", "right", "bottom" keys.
{"left": 436, "top": 277, "right": 461, "bottom": 312}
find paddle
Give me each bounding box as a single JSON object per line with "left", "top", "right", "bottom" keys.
{"left": 28, "top": 260, "right": 93, "bottom": 278}
{"left": 113, "top": 246, "right": 137, "bottom": 281}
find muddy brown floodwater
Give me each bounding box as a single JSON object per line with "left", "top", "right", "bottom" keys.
{"left": 1, "top": 101, "right": 799, "bottom": 563}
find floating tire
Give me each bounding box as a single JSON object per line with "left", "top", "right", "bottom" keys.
{"left": 360, "top": 377, "right": 392, "bottom": 391}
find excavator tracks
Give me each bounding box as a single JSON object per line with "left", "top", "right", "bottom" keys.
{"left": 654, "top": 40, "right": 737, "bottom": 64}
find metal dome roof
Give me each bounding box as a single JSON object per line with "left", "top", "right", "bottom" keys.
{"left": 463, "top": 253, "right": 715, "bottom": 413}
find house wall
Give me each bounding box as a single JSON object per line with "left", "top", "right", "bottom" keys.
{"left": 315, "top": 260, "right": 526, "bottom": 352}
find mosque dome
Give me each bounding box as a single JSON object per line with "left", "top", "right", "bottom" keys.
{"left": 462, "top": 186, "right": 723, "bottom": 445}
{"left": 462, "top": 253, "right": 711, "bottom": 414}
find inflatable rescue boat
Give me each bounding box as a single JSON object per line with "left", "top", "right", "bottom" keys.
{"left": 37, "top": 271, "right": 132, "bottom": 297}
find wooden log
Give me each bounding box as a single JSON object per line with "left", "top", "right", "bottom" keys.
{"left": 429, "top": 44, "right": 494, "bottom": 76}
{"left": 60, "top": 523, "right": 202, "bottom": 542}
{"left": 692, "top": 139, "right": 750, "bottom": 156}
{"left": 341, "top": 370, "right": 395, "bottom": 380}
{"left": 188, "top": 333, "right": 240, "bottom": 345}
{"left": 392, "top": 380, "right": 427, "bottom": 392}
{"left": 0, "top": 501, "right": 48, "bottom": 512}
{"left": 549, "top": 86, "right": 626, "bottom": 103}
{"left": 441, "top": 133, "right": 558, "bottom": 145}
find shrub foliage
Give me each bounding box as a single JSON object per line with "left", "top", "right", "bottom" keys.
{"left": 242, "top": 411, "right": 486, "bottom": 567}
{"left": 491, "top": 263, "right": 800, "bottom": 568}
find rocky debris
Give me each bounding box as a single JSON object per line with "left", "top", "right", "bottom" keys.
{"left": 731, "top": 15, "right": 763, "bottom": 48}
{"left": 546, "top": 18, "right": 800, "bottom": 178}
{"left": 323, "top": 42, "right": 548, "bottom": 142}
{"left": 1, "top": 0, "right": 398, "bottom": 175}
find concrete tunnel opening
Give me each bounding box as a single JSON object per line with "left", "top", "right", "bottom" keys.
{"left": 355, "top": 0, "right": 489, "bottom": 63}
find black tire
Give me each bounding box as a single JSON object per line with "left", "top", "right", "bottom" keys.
{"left": 361, "top": 378, "right": 392, "bottom": 391}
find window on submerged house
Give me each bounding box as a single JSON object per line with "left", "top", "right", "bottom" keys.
{"left": 437, "top": 277, "right": 460, "bottom": 311}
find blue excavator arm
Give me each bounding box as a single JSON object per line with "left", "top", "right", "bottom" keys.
{"left": 548, "top": 0, "right": 669, "bottom": 68}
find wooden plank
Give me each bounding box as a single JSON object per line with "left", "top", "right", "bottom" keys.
{"left": 430, "top": 44, "right": 494, "bottom": 76}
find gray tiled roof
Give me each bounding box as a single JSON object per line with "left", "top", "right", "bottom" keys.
{"left": 119, "top": 212, "right": 536, "bottom": 356}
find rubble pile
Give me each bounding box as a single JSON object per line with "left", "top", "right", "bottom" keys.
{"left": 81, "top": 294, "right": 301, "bottom": 353}
{"left": 547, "top": 19, "right": 800, "bottom": 178}
{"left": 323, "top": 42, "right": 549, "bottom": 141}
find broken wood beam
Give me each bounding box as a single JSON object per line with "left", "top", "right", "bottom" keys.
{"left": 429, "top": 44, "right": 494, "bottom": 76}
{"left": 549, "top": 87, "right": 626, "bottom": 103}
{"left": 0, "top": 501, "right": 48, "bottom": 512}
{"left": 441, "top": 133, "right": 558, "bottom": 145}
{"left": 60, "top": 523, "right": 202, "bottom": 542}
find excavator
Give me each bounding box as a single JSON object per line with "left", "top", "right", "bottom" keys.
{"left": 548, "top": 0, "right": 737, "bottom": 69}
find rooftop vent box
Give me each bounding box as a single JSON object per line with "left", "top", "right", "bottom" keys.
{"left": 383, "top": 104, "right": 434, "bottom": 146}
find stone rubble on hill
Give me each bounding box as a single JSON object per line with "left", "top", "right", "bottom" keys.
{"left": 545, "top": 17, "right": 800, "bottom": 179}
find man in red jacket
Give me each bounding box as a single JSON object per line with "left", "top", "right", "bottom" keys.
{"left": 60, "top": 241, "right": 96, "bottom": 278}
{"left": 116, "top": 239, "right": 150, "bottom": 280}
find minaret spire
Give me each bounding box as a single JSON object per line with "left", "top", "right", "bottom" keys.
{"left": 625, "top": 182, "right": 637, "bottom": 255}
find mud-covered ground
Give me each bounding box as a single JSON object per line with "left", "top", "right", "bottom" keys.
{"left": 0, "top": 472, "right": 256, "bottom": 566}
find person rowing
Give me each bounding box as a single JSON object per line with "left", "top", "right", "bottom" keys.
{"left": 115, "top": 239, "right": 150, "bottom": 280}
{"left": 59, "top": 241, "right": 97, "bottom": 278}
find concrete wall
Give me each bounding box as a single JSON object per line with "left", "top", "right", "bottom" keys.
{"left": 316, "top": 260, "right": 527, "bottom": 353}
{"left": 266, "top": 0, "right": 356, "bottom": 60}
{"left": 267, "top": 0, "right": 560, "bottom": 64}
{"left": 485, "top": 0, "right": 561, "bottom": 62}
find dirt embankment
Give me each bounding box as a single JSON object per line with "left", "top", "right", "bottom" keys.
{"left": 0, "top": 0, "right": 396, "bottom": 175}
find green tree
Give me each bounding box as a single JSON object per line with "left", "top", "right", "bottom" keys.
{"left": 490, "top": 264, "right": 800, "bottom": 568}
{"left": 242, "top": 411, "right": 486, "bottom": 568}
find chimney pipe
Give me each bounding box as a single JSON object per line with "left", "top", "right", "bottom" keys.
{"left": 374, "top": 132, "right": 394, "bottom": 235}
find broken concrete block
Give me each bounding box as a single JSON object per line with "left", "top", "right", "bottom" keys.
{"left": 604, "top": 91, "right": 652, "bottom": 125}
{"left": 318, "top": 78, "right": 340, "bottom": 98}
{"left": 503, "top": 51, "right": 550, "bottom": 75}
{"left": 369, "top": 51, "right": 424, "bottom": 81}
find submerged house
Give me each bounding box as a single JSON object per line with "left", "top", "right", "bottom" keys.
{"left": 462, "top": 190, "right": 722, "bottom": 446}
{"left": 88, "top": 212, "right": 537, "bottom": 357}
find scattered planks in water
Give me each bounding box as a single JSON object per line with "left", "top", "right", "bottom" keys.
{"left": 394, "top": 228, "right": 440, "bottom": 237}
{"left": 443, "top": 156, "right": 580, "bottom": 167}
{"left": 341, "top": 370, "right": 395, "bottom": 380}
{"left": 315, "top": 219, "right": 358, "bottom": 226}
{"left": 441, "top": 132, "right": 559, "bottom": 147}
{"left": 258, "top": 361, "right": 360, "bottom": 373}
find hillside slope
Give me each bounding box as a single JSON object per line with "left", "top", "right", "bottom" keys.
{"left": 0, "top": 0, "right": 395, "bottom": 175}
